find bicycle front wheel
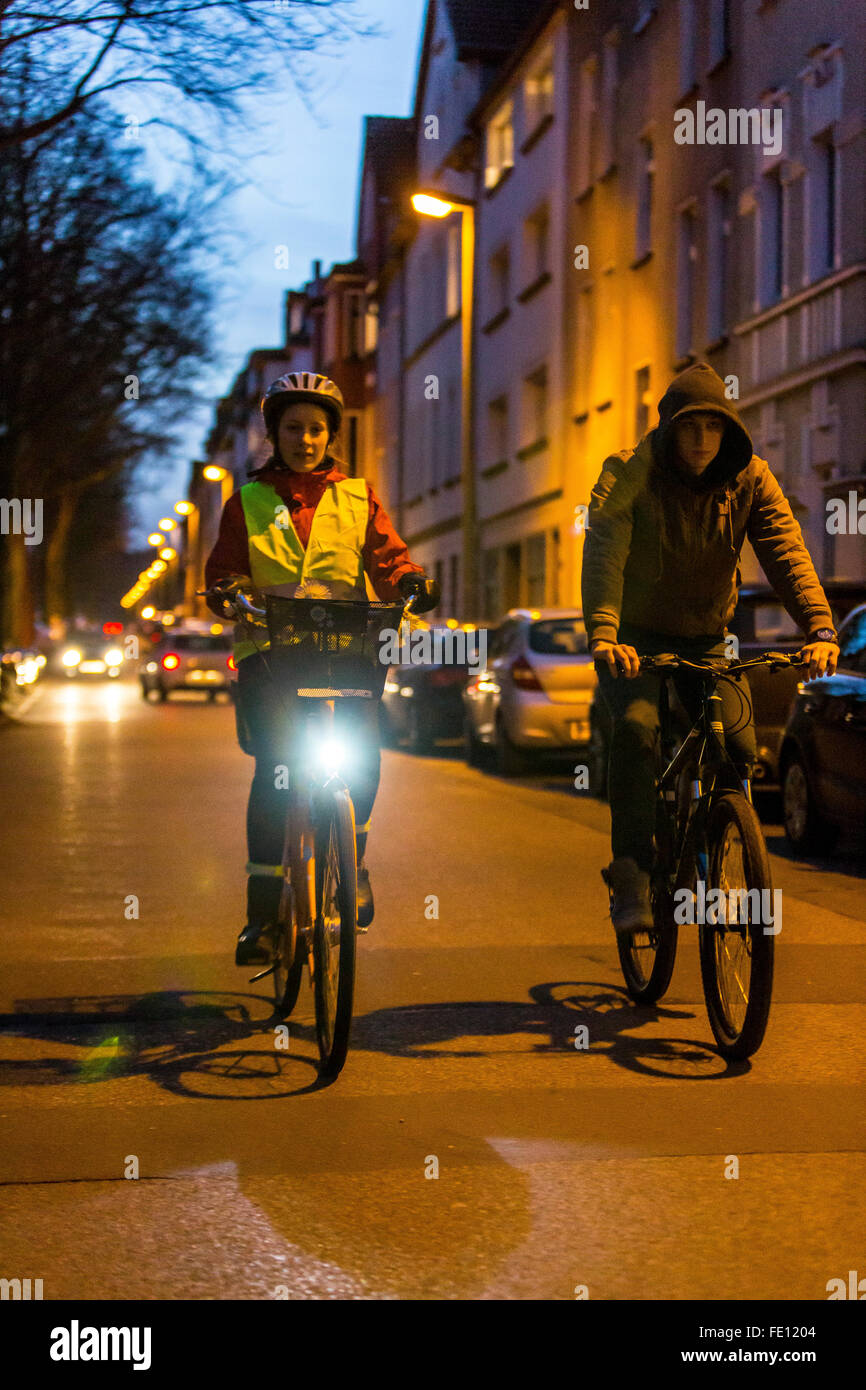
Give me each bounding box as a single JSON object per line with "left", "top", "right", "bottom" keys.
{"left": 272, "top": 879, "right": 304, "bottom": 1019}
{"left": 699, "top": 792, "right": 775, "bottom": 1060}
{"left": 313, "top": 786, "right": 357, "bottom": 1078}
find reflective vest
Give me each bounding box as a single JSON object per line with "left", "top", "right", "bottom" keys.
{"left": 233, "top": 476, "right": 369, "bottom": 662}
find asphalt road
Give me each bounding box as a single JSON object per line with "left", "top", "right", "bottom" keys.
{"left": 0, "top": 675, "right": 863, "bottom": 1301}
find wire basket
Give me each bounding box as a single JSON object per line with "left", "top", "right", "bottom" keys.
{"left": 264, "top": 596, "right": 404, "bottom": 698}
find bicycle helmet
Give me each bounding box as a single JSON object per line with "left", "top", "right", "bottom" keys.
{"left": 261, "top": 372, "right": 344, "bottom": 438}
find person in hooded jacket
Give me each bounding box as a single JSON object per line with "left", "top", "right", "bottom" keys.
{"left": 581, "top": 361, "right": 840, "bottom": 933}
{"left": 205, "top": 372, "right": 439, "bottom": 964}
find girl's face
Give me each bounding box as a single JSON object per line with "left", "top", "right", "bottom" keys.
{"left": 276, "top": 403, "right": 331, "bottom": 472}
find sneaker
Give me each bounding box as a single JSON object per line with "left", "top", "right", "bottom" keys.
{"left": 235, "top": 923, "right": 271, "bottom": 967}
{"left": 356, "top": 863, "right": 374, "bottom": 930}
{"left": 602, "top": 857, "right": 654, "bottom": 935}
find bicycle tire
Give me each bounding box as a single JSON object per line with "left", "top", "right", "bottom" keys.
{"left": 617, "top": 792, "right": 679, "bottom": 1003}
{"left": 699, "top": 792, "right": 775, "bottom": 1060}
{"left": 313, "top": 786, "right": 357, "bottom": 1078}
{"left": 272, "top": 879, "right": 304, "bottom": 1019}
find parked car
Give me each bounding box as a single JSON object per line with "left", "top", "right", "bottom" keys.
{"left": 380, "top": 623, "right": 473, "bottom": 754}
{"left": 586, "top": 579, "right": 866, "bottom": 798}
{"left": 779, "top": 602, "right": 866, "bottom": 854}
{"left": 140, "top": 629, "right": 234, "bottom": 701}
{"left": 60, "top": 634, "right": 125, "bottom": 679}
{"left": 462, "top": 608, "right": 596, "bottom": 776}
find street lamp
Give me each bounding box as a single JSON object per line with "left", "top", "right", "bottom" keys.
{"left": 147, "top": 532, "right": 163, "bottom": 547}
{"left": 411, "top": 188, "right": 478, "bottom": 618}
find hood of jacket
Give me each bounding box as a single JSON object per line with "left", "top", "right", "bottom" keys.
{"left": 650, "top": 362, "right": 753, "bottom": 491}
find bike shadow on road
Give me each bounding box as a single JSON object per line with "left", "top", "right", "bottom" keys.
{"left": 0, "top": 977, "right": 747, "bottom": 1101}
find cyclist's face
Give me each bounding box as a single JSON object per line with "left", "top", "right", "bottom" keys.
{"left": 673, "top": 413, "right": 725, "bottom": 475}
{"left": 277, "top": 404, "right": 331, "bottom": 472}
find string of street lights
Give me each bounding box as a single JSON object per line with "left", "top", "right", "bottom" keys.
{"left": 119, "top": 466, "right": 228, "bottom": 616}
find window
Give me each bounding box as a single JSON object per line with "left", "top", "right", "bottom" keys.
{"left": 344, "top": 291, "right": 364, "bottom": 358}
{"left": 707, "top": 179, "right": 731, "bottom": 341}
{"left": 708, "top": 0, "right": 731, "bottom": 69}
{"left": 598, "top": 32, "right": 619, "bottom": 174}
{"left": 523, "top": 365, "right": 548, "bottom": 447}
{"left": 635, "top": 364, "right": 652, "bottom": 439}
{"left": 289, "top": 301, "right": 305, "bottom": 336}
{"left": 807, "top": 133, "right": 837, "bottom": 281}
{"left": 676, "top": 204, "right": 698, "bottom": 358}
{"left": 635, "top": 137, "right": 654, "bottom": 259}
{"left": 526, "top": 533, "right": 546, "bottom": 606}
{"left": 446, "top": 223, "right": 460, "bottom": 317}
{"left": 324, "top": 297, "right": 338, "bottom": 364}
{"left": 449, "top": 553, "right": 459, "bottom": 616}
{"left": 576, "top": 56, "right": 598, "bottom": 195}
{"left": 483, "top": 549, "right": 501, "bottom": 621}
{"left": 678, "top": 0, "right": 697, "bottom": 95}
{"left": 634, "top": 1, "right": 657, "bottom": 33}
{"left": 489, "top": 244, "right": 510, "bottom": 316}
{"left": 433, "top": 558, "right": 444, "bottom": 614}
{"left": 486, "top": 100, "right": 514, "bottom": 189}
{"left": 528, "top": 617, "right": 587, "bottom": 656}
{"left": 524, "top": 203, "right": 550, "bottom": 283}
{"left": 364, "top": 301, "right": 379, "bottom": 353}
{"left": 487, "top": 395, "right": 508, "bottom": 466}
{"left": 575, "top": 285, "right": 594, "bottom": 415}
{"left": 503, "top": 543, "right": 521, "bottom": 609}
{"left": 525, "top": 54, "right": 554, "bottom": 131}
{"left": 759, "top": 168, "right": 785, "bottom": 306}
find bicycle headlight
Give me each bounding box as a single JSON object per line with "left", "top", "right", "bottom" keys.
{"left": 313, "top": 735, "right": 348, "bottom": 777}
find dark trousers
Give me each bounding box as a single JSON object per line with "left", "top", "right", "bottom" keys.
{"left": 235, "top": 649, "right": 380, "bottom": 881}
{"left": 595, "top": 625, "right": 756, "bottom": 872}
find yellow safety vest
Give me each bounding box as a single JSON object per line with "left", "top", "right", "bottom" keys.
{"left": 233, "top": 476, "right": 369, "bottom": 662}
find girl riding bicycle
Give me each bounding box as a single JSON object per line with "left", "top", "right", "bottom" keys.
{"left": 205, "top": 372, "right": 439, "bottom": 965}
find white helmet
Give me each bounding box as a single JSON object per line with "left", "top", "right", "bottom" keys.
{"left": 261, "top": 372, "right": 344, "bottom": 436}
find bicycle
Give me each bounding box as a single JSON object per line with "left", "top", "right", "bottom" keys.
{"left": 608, "top": 649, "right": 799, "bottom": 1060}
{"left": 206, "top": 585, "right": 413, "bottom": 1079}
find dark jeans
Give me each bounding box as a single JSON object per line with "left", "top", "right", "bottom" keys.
{"left": 235, "top": 650, "right": 381, "bottom": 871}
{"left": 595, "top": 624, "right": 757, "bottom": 872}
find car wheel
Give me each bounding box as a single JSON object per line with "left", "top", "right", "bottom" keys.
{"left": 157, "top": 684, "right": 169, "bottom": 703}
{"left": 140, "top": 682, "right": 150, "bottom": 700}
{"left": 781, "top": 753, "right": 836, "bottom": 856}
{"left": 495, "top": 715, "right": 527, "bottom": 777}
{"left": 406, "top": 703, "right": 433, "bottom": 755}
{"left": 463, "top": 715, "right": 485, "bottom": 768}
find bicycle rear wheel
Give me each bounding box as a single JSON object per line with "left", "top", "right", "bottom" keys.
{"left": 271, "top": 879, "right": 304, "bottom": 1019}
{"left": 617, "top": 794, "right": 678, "bottom": 1003}
{"left": 699, "top": 792, "right": 775, "bottom": 1060}
{"left": 313, "top": 786, "right": 357, "bottom": 1078}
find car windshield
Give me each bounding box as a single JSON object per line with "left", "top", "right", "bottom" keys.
{"left": 528, "top": 619, "right": 587, "bottom": 656}
{"left": 839, "top": 608, "right": 866, "bottom": 663}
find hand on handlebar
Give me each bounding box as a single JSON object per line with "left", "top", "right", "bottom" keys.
{"left": 795, "top": 639, "right": 839, "bottom": 681}
{"left": 590, "top": 640, "right": 641, "bottom": 679}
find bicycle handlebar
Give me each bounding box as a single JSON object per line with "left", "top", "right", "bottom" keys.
{"left": 638, "top": 650, "right": 799, "bottom": 675}
{"left": 198, "top": 585, "right": 418, "bottom": 623}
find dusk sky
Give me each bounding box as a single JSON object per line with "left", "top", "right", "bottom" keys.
{"left": 132, "top": 0, "right": 427, "bottom": 546}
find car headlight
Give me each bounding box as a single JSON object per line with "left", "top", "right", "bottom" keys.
{"left": 62, "top": 649, "right": 82, "bottom": 666}
{"left": 104, "top": 648, "right": 123, "bottom": 665}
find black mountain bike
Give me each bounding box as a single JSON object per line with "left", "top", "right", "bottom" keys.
{"left": 612, "top": 650, "right": 797, "bottom": 1060}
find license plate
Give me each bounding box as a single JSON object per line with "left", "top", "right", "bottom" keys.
{"left": 569, "top": 720, "right": 589, "bottom": 741}
{"left": 189, "top": 669, "right": 223, "bottom": 683}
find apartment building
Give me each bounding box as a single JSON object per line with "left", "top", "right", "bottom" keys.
{"left": 566, "top": 0, "right": 865, "bottom": 594}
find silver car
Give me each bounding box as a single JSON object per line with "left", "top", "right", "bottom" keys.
{"left": 140, "top": 629, "right": 234, "bottom": 702}
{"left": 462, "top": 608, "right": 597, "bottom": 775}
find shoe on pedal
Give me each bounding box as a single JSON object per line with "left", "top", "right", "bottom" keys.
{"left": 602, "top": 857, "right": 654, "bottom": 935}
{"left": 356, "top": 863, "right": 374, "bottom": 931}
{"left": 235, "top": 923, "right": 271, "bottom": 966}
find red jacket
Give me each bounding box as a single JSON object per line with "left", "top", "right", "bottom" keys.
{"left": 204, "top": 459, "right": 423, "bottom": 615}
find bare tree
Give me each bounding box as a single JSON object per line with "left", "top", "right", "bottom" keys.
{"left": 0, "top": 0, "right": 379, "bottom": 153}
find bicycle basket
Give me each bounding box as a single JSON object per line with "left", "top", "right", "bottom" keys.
{"left": 264, "top": 596, "right": 405, "bottom": 697}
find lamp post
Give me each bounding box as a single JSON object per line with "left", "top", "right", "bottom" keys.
{"left": 410, "top": 191, "right": 478, "bottom": 619}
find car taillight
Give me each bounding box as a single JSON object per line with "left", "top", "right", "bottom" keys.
{"left": 509, "top": 655, "right": 543, "bottom": 691}
{"left": 161, "top": 653, "right": 180, "bottom": 670}
{"left": 227, "top": 655, "right": 236, "bottom": 671}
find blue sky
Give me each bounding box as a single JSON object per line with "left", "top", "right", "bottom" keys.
{"left": 131, "top": 0, "right": 427, "bottom": 547}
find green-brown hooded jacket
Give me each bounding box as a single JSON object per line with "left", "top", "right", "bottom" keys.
{"left": 580, "top": 363, "right": 834, "bottom": 645}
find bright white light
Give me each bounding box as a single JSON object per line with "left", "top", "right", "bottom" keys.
{"left": 104, "top": 648, "right": 123, "bottom": 665}
{"left": 399, "top": 686, "right": 414, "bottom": 697}
{"left": 313, "top": 736, "right": 348, "bottom": 776}
{"left": 62, "top": 648, "right": 82, "bottom": 666}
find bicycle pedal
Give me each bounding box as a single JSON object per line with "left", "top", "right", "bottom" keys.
{"left": 248, "top": 964, "right": 275, "bottom": 983}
